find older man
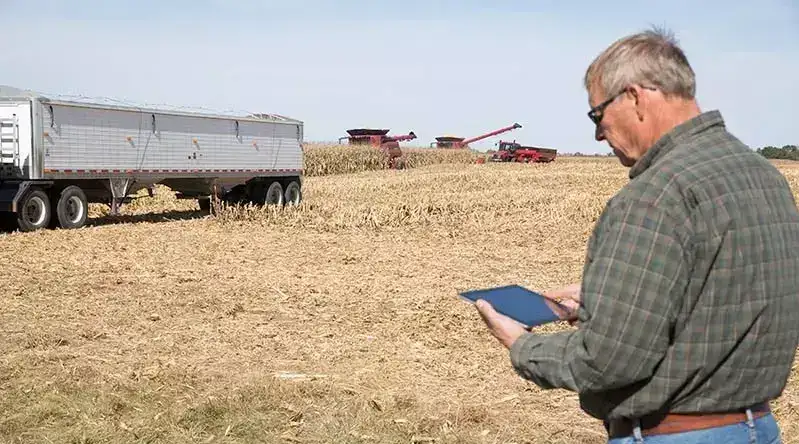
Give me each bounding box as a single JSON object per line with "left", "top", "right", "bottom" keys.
{"left": 476, "top": 27, "right": 799, "bottom": 443}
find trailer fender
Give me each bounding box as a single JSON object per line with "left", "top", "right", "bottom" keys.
{"left": 0, "top": 181, "right": 54, "bottom": 213}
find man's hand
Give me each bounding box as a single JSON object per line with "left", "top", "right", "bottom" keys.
{"left": 475, "top": 299, "right": 528, "bottom": 349}
{"left": 475, "top": 282, "right": 582, "bottom": 349}
{"left": 542, "top": 282, "right": 581, "bottom": 325}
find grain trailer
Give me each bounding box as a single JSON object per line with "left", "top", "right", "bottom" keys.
{"left": 0, "top": 85, "right": 304, "bottom": 232}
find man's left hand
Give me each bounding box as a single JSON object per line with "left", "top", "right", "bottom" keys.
{"left": 475, "top": 299, "right": 529, "bottom": 349}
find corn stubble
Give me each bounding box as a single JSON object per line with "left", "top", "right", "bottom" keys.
{"left": 1, "top": 157, "right": 798, "bottom": 444}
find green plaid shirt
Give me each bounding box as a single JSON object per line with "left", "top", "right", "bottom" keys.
{"left": 510, "top": 110, "right": 799, "bottom": 421}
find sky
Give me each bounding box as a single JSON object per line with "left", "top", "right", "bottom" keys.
{"left": 1, "top": 0, "right": 797, "bottom": 154}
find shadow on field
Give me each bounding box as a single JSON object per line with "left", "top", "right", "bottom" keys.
{"left": 85, "top": 210, "right": 210, "bottom": 227}
{"left": 0, "top": 210, "right": 209, "bottom": 234}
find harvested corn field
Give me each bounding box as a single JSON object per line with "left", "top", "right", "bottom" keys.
{"left": 1, "top": 157, "right": 798, "bottom": 443}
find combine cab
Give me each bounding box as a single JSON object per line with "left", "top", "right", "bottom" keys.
{"left": 338, "top": 128, "right": 417, "bottom": 169}
{"left": 490, "top": 141, "right": 557, "bottom": 163}
{"left": 430, "top": 123, "right": 522, "bottom": 149}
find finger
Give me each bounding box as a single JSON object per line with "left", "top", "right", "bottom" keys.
{"left": 548, "top": 303, "right": 571, "bottom": 320}
{"left": 542, "top": 284, "right": 580, "bottom": 302}
{"left": 541, "top": 289, "right": 565, "bottom": 301}
{"left": 541, "top": 291, "right": 574, "bottom": 309}
{"left": 539, "top": 296, "right": 572, "bottom": 319}
{"left": 475, "top": 299, "right": 497, "bottom": 324}
{"left": 558, "top": 299, "right": 580, "bottom": 312}
{"left": 474, "top": 300, "right": 507, "bottom": 341}
{"left": 477, "top": 300, "right": 532, "bottom": 335}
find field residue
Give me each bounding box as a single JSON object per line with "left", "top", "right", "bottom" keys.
{"left": 1, "top": 157, "right": 797, "bottom": 443}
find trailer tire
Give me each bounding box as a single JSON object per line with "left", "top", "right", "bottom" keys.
{"left": 54, "top": 185, "right": 88, "bottom": 229}
{"left": 264, "top": 181, "right": 284, "bottom": 206}
{"left": 283, "top": 180, "right": 301, "bottom": 206}
{"left": 16, "top": 189, "right": 51, "bottom": 232}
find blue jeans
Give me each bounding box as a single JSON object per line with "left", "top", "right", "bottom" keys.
{"left": 608, "top": 412, "right": 781, "bottom": 444}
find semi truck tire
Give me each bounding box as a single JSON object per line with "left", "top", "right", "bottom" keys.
{"left": 16, "top": 188, "right": 51, "bottom": 232}
{"left": 54, "top": 185, "right": 88, "bottom": 229}
{"left": 265, "top": 181, "right": 283, "bottom": 205}
{"left": 284, "top": 180, "right": 301, "bottom": 205}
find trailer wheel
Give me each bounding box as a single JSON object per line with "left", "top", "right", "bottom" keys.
{"left": 55, "top": 185, "right": 88, "bottom": 229}
{"left": 264, "top": 181, "right": 284, "bottom": 206}
{"left": 284, "top": 180, "right": 302, "bottom": 206}
{"left": 16, "top": 189, "right": 51, "bottom": 232}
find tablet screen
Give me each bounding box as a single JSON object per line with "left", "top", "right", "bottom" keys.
{"left": 459, "top": 284, "right": 563, "bottom": 328}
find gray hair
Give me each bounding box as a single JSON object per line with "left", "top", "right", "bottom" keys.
{"left": 584, "top": 26, "right": 696, "bottom": 100}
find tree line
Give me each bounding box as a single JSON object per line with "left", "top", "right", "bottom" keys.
{"left": 756, "top": 145, "right": 799, "bottom": 160}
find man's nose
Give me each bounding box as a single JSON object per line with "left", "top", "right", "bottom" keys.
{"left": 594, "top": 124, "right": 606, "bottom": 141}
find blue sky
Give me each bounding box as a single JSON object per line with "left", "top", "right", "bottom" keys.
{"left": 1, "top": 1, "right": 796, "bottom": 153}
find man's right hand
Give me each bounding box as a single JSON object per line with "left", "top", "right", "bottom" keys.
{"left": 542, "top": 282, "right": 581, "bottom": 325}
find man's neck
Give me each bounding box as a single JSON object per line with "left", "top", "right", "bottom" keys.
{"left": 647, "top": 99, "right": 702, "bottom": 146}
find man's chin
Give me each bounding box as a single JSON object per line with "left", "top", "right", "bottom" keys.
{"left": 612, "top": 149, "right": 635, "bottom": 167}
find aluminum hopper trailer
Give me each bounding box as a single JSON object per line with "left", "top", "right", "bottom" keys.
{"left": 0, "top": 85, "right": 304, "bottom": 232}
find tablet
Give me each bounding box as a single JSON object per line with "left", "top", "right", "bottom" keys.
{"left": 459, "top": 284, "right": 566, "bottom": 329}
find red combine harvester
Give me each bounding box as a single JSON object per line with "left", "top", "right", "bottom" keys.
{"left": 338, "top": 128, "right": 417, "bottom": 168}
{"left": 429, "top": 123, "right": 522, "bottom": 149}
{"left": 490, "top": 140, "right": 558, "bottom": 163}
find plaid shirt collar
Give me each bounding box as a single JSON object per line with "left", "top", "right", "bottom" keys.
{"left": 629, "top": 110, "right": 726, "bottom": 179}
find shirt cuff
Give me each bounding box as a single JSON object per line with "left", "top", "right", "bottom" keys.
{"left": 509, "top": 330, "right": 577, "bottom": 391}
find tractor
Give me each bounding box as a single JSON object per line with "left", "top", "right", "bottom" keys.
{"left": 490, "top": 140, "right": 557, "bottom": 163}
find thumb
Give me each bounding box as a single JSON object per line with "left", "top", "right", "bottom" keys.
{"left": 475, "top": 299, "right": 497, "bottom": 321}
{"left": 559, "top": 299, "right": 580, "bottom": 312}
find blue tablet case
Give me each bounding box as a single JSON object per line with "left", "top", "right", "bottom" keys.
{"left": 459, "top": 284, "right": 562, "bottom": 328}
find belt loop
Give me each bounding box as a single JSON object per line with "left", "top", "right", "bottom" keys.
{"left": 745, "top": 408, "right": 757, "bottom": 444}
{"left": 632, "top": 418, "right": 644, "bottom": 444}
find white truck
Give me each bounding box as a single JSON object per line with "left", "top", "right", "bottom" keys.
{"left": 0, "top": 85, "right": 304, "bottom": 232}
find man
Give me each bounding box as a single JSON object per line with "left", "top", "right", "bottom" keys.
{"left": 476, "top": 27, "right": 799, "bottom": 443}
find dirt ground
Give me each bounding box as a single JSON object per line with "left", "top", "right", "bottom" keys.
{"left": 1, "top": 158, "right": 797, "bottom": 443}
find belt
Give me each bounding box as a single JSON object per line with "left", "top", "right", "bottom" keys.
{"left": 607, "top": 402, "right": 771, "bottom": 439}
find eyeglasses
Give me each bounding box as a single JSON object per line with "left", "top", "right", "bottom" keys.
{"left": 587, "top": 85, "right": 657, "bottom": 125}
{"left": 587, "top": 89, "right": 627, "bottom": 125}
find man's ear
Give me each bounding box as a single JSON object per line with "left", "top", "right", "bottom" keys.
{"left": 629, "top": 85, "right": 645, "bottom": 121}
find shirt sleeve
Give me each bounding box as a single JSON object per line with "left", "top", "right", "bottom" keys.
{"left": 509, "top": 198, "right": 689, "bottom": 393}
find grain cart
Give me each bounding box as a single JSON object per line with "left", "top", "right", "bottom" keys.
{"left": 429, "top": 123, "right": 522, "bottom": 149}
{"left": 338, "top": 128, "right": 417, "bottom": 169}
{"left": 490, "top": 140, "right": 557, "bottom": 163}
{"left": 0, "top": 85, "right": 304, "bottom": 232}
